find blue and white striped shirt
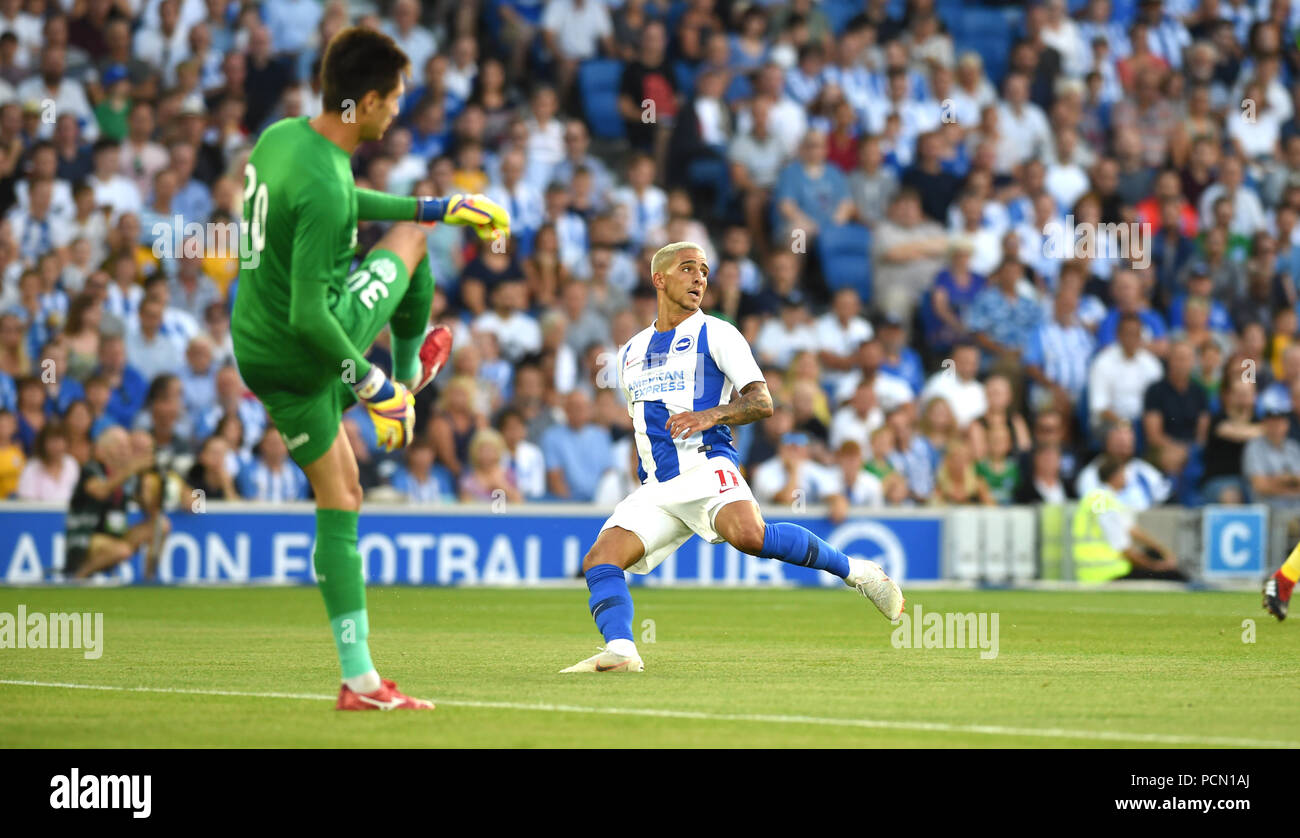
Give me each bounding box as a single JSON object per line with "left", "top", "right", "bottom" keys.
{"left": 1023, "top": 318, "right": 1096, "bottom": 402}
{"left": 236, "top": 458, "right": 309, "bottom": 503}
{"left": 617, "top": 310, "right": 764, "bottom": 484}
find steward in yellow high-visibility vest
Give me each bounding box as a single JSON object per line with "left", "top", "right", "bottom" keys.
{"left": 1071, "top": 455, "right": 1188, "bottom": 582}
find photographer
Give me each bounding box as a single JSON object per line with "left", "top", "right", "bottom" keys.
{"left": 64, "top": 426, "right": 171, "bottom": 580}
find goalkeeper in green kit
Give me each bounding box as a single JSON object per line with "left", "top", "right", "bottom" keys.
{"left": 231, "top": 27, "right": 509, "bottom": 711}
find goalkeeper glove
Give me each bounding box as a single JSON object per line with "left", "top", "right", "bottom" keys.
{"left": 352, "top": 365, "right": 415, "bottom": 452}
{"left": 416, "top": 193, "right": 511, "bottom": 244}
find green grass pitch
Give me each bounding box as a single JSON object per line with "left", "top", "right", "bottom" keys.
{"left": 0, "top": 586, "right": 1290, "bottom": 748}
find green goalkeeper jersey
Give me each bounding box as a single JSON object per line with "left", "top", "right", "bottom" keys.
{"left": 231, "top": 117, "right": 417, "bottom": 391}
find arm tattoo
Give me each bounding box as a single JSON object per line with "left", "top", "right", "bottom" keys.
{"left": 707, "top": 382, "right": 774, "bottom": 428}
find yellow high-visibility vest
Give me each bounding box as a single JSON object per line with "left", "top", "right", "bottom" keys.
{"left": 1071, "top": 488, "right": 1132, "bottom": 582}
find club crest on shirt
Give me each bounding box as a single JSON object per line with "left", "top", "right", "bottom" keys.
{"left": 672, "top": 335, "right": 694, "bottom": 353}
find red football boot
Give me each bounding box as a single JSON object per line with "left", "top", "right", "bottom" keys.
{"left": 404, "top": 326, "right": 453, "bottom": 395}
{"left": 336, "top": 678, "right": 435, "bottom": 711}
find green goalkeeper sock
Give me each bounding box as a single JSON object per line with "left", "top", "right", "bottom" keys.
{"left": 391, "top": 256, "right": 435, "bottom": 384}
{"left": 313, "top": 508, "right": 375, "bottom": 680}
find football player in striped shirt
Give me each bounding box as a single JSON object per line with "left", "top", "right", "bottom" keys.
{"left": 561, "top": 242, "right": 904, "bottom": 673}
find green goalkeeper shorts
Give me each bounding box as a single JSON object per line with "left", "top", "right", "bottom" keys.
{"left": 237, "top": 249, "right": 413, "bottom": 468}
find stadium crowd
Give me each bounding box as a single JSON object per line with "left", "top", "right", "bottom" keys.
{"left": 0, "top": 0, "right": 1298, "bottom": 519}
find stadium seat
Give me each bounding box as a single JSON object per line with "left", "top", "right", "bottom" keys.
{"left": 577, "top": 59, "right": 627, "bottom": 142}
{"left": 817, "top": 223, "right": 872, "bottom": 304}
{"left": 822, "top": 0, "right": 862, "bottom": 35}
{"left": 673, "top": 61, "right": 696, "bottom": 97}
{"left": 956, "top": 8, "right": 1014, "bottom": 85}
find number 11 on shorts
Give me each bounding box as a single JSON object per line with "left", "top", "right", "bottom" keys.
{"left": 715, "top": 468, "right": 738, "bottom": 493}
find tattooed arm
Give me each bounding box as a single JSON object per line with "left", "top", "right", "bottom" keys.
{"left": 664, "top": 381, "right": 775, "bottom": 440}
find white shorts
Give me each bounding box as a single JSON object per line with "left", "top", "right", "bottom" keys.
{"left": 600, "top": 459, "right": 756, "bottom": 575}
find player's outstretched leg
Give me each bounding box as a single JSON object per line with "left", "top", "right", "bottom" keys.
{"left": 561, "top": 527, "right": 645, "bottom": 672}
{"left": 714, "top": 501, "right": 904, "bottom": 621}
{"left": 1264, "top": 541, "right": 1300, "bottom": 621}
{"left": 301, "top": 427, "right": 433, "bottom": 709}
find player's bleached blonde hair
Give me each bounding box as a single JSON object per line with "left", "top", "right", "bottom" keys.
{"left": 651, "top": 241, "right": 707, "bottom": 279}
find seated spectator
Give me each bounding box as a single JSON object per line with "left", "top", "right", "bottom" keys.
{"left": 832, "top": 336, "right": 916, "bottom": 409}
{"left": 872, "top": 187, "right": 949, "bottom": 322}
{"left": 1013, "top": 442, "right": 1074, "bottom": 504}
{"left": 825, "top": 440, "right": 884, "bottom": 523}
{"left": 457, "top": 235, "right": 527, "bottom": 318}
{"left": 979, "top": 374, "right": 1032, "bottom": 453}
{"left": 186, "top": 435, "right": 239, "bottom": 501}
{"left": 918, "top": 341, "right": 986, "bottom": 430}
{"left": 787, "top": 375, "right": 830, "bottom": 451}
{"left": 169, "top": 254, "right": 222, "bottom": 324}
{"left": 864, "top": 424, "right": 911, "bottom": 505}
{"left": 1243, "top": 391, "right": 1300, "bottom": 510}
{"left": 876, "top": 314, "right": 924, "bottom": 393}
{"left": 977, "top": 421, "right": 1020, "bottom": 505}
{"left": 1201, "top": 376, "right": 1259, "bottom": 504}
{"left": 1076, "top": 421, "right": 1171, "bottom": 511}
{"left": 62, "top": 293, "right": 103, "bottom": 382}
{"left": 63, "top": 400, "right": 94, "bottom": 465}
{"left": 0, "top": 408, "right": 23, "bottom": 498}
{"left": 1024, "top": 275, "right": 1095, "bottom": 415}
{"left": 0, "top": 312, "right": 31, "bottom": 379}
{"left": 965, "top": 259, "right": 1043, "bottom": 379}
{"left": 772, "top": 128, "right": 854, "bottom": 243}
{"left": 924, "top": 239, "right": 985, "bottom": 355}
{"left": 459, "top": 427, "right": 522, "bottom": 504}
{"left": 178, "top": 335, "right": 218, "bottom": 426}
{"left": 36, "top": 338, "right": 86, "bottom": 417}
{"left": 1141, "top": 340, "right": 1209, "bottom": 482}
{"left": 497, "top": 407, "right": 545, "bottom": 499}
{"left": 125, "top": 297, "right": 184, "bottom": 384}
{"left": 393, "top": 439, "right": 452, "bottom": 504}
{"left": 917, "top": 395, "right": 959, "bottom": 460}
{"left": 429, "top": 376, "right": 485, "bottom": 481}
{"left": 541, "top": 389, "right": 612, "bottom": 501}
{"left": 932, "top": 439, "right": 994, "bottom": 505}
{"left": 754, "top": 294, "right": 818, "bottom": 368}
{"left": 17, "top": 420, "right": 78, "bottom": 502}
{"left": 14, "top": 376, "right": 44, "bottom": 453}
{"left": 847, "top": 133, "right": 898, "bottom": 229}
{"left": 472, "top": 279, "right": 542, "bottom": 365}
{"left": 1086, "top": 313, "right": 1164, "bottom": 438}
{"left": 752, "top": 431, "right": 840, "bottom": 505}
{"left": 611, "top": 152, "right": 668, "bottom": 252}
{"left": 1094, "top": 269, "right": 1169, "bottom": 356}
{"left": 815, "top": 287, "right": 873, "bottom": 396}
{"left": 1170, "top": 295, "right": 1234, "bottom": 358}
{"left": 829, "top": 377, "right": 883, "bottom": 453}
{"left": 886, "top": 404, "right": 935, "bottom": 504}
{"left": 135, "top": 373, "right": 192, "bottom": 461}
{"left": 236, "top": 426, "right": 309, "bottom": 502}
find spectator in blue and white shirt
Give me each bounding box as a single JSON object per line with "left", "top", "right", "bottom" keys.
{"left": 391, "top": 440, "right": 452, "bottom": 504}
{"left": 237, "top": 426, "right": 309, "bottom": 502}
{"left": 1024, "top": 277, "right": 1096, "bottom": 414}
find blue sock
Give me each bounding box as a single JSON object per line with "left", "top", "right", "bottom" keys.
{"left": 758, "top": 522, "right": 851, "bottom": 579}
{"left": 584, "top": 564, "right": 634, "bottom": 642}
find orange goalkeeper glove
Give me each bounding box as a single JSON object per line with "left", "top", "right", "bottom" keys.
{"left": 352, "top": 366, "right": 415, "bottom": 452}
{"left": 416, "top": 193, "right": 511, "bottom": 244}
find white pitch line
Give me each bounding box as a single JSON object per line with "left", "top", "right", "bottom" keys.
{"left": 0, "top": 679, "right": 1287, "bottom": 748}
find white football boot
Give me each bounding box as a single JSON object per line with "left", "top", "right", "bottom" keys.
{"left": 845, "top": 557, "right": 905, "bottom": 621}
{"left": 559, "top": 647, "right": 645, "bottom": 673}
